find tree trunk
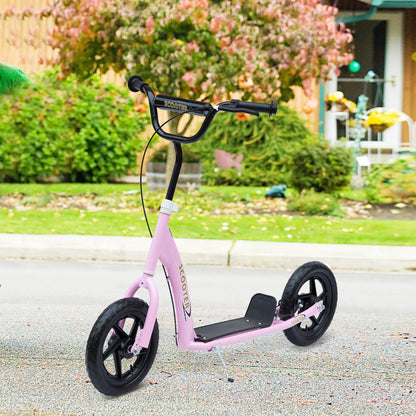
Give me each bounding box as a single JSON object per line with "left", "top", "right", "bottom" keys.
{"left": 164, "top": 110, "right": 194, "bottom": 187}
{"left": 165, "top": 111, "right": 180, "bottom": 187}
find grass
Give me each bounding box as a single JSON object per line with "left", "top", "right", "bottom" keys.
{"left": 0, "top": 184, "right": 415, "bottom": 246}
{"left": 0, "top": 183, "right": 265, "bottom": 199}
{"left": 1, "top": 209, "right": 414, "bottom": 245}
{"left": 0, "top": 183, "right": 138, "bottom": 195}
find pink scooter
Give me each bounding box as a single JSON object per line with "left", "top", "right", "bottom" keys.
{"left": 85, "top": 76, "right": 338, "bottom": 396}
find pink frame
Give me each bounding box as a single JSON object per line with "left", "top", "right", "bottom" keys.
{"left": 124, "top": 200, "right": 324, "bottom": 354}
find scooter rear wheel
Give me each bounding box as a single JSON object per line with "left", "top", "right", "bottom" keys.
{"left": 279, "top": 261, "right": 337, "bottom": 346}
{"left": 85, "top": 297, "right": 159, "bottom": 396}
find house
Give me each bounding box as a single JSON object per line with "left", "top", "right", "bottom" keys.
{"left": 320, "top": 0, "right": 416, "bottom": 162}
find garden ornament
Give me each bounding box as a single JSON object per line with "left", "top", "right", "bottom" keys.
{"left": 265, "top": 184, "right": 287, "bottom": 199}
{"left": 214, "top": 149, "right": 243, "bottom": 170}
{"left": 0, "top": 62, "right": 32, "bottom": 95}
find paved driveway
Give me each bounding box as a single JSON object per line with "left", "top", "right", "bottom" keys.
{"left": 0, "top": 261, "right": 415, "bottom": 415}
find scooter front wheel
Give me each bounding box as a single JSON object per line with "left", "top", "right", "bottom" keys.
{"left": 279, "top": 261, "right": 337, "bottom": 346}
{"left": 85, "top": 297, "right": 159, "bottom": 396}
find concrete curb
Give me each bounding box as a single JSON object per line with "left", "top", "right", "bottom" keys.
{"left": 230, "top": 240, "right": 416, "bottom": 271}
{"left": 0, "top": 233, "right": 415, "bottom": 272}
{"left": 0, "top": 234, "right": 231, "bottom": 266}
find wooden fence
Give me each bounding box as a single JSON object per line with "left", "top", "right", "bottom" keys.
{"left": 1, "top": 0, "right": 55, "bottom": 76}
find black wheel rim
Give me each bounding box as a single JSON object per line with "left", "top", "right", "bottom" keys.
{"left": 291, "top": 274, "right": 332, "bottom": 335}
{"left": 100, "top": 313, "right": 152, "bottom": 386}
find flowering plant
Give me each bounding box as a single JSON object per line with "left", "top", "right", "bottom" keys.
{"left": 365, "top": 110, "right": 400, "bottom": 131}
{"left": 2, "top": 0, "right": 353, "bottom": 104}
{"left": 325, "top": 91, "right": 356, "bottom": 113}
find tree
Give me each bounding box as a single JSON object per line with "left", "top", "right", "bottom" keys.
{"left": 2, "top": 0, "right": 353, "bottom": 184}
{"left": 2, "top": 0, "right": 353, "bottom": 103}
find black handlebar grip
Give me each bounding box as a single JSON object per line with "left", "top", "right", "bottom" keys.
{"left": 232, "top": 100, "right": 277, "bottom": 117}
{"left": 128, "top": 75, "right": 148, "bottom": 93}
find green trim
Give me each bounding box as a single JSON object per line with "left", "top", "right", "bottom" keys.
{"left": 318, "top": 81, "right": 325, "bottom": 137}
{"left": 373, "top": 0, "right": 416, "bottom": 7}
{"left": 336, "top": 6, "right": 377, "bottom": 23}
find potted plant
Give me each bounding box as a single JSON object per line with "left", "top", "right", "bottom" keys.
{"left": 365, "top": 109, "right": 401, "bottom": 133}
{"left": 325, "top": 91, "right": 357, "bottom": 113}
{"left": 146, "top": 144, "right": 203, "bottom": 191}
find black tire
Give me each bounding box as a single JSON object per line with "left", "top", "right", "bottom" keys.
{"left": 279, "top": 261, "right": 337, "bottom": 346}
{"left": 85, "top": 297, "right": 159, "bottom": 396}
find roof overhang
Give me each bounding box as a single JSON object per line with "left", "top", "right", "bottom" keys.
{"left": 336, "top": 0, "right": 416, "bottom": 23}
{"left": 359, "top": 0, "right": 416, "bottom": 7}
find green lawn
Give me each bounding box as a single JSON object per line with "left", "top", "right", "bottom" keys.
{"left": 1, "top": 208, "right": 414, "bottom": 246}
{"left": 0, "top": 183, "right": 414, "bottom": 246}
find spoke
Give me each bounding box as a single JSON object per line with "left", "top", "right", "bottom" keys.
{"left": 103, "top": 337, "right": 122, "bottom": 361}
{"left": 113, "top": 351, "right": 123, "bottom": 379}
{"left": 113, "top": 323, "right": 128, "bottom": 339}
{"left": 310, "top": 315, "right": 319, "bottom": 327}
{"left": 129, "top": 318, "right": 141, "bottom": 340}
{"left": 309, "top": 278, "right": 317, "bottom": 297}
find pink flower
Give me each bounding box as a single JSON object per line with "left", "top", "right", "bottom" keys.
{"left": 186, "top": 40, "right": 200, "bottom": 53}
{"left": 220, "top": 36, "right": 231, "bottom": 48}
{"left": 201, "top": 79, "right": 212, "bottom": 92}
{"left": 227, "top": 43, "right": 236, "bottom": 54}
{"left": 197, "top": 0, "right": 208, "bottom": 8}
{"left": 179, "top": 0, "right": 194, "bottom": 11}
{"left": 182, "top": 71, "right": 196, "bottom": 84}
{"left": 247, "top": 49, "right": 256, "bottom": 61}
{"left": 145, "top": 16, "right": 155, "bottom": 34}
{"left": 227, "top": 19, "right": 236, "bottom": 32}
{"left": 209, "top": 13, "right": 227, "bottom": 32}
{"left": 68, "top": 27, "right": 81, "bottom": 39}
{"left": 302, "top": 96, "right": 318, "bottom": 114}
{"left": 245, "top": 61, "right": 256, "bottom": 72}
{"left": 302, "top": 78, "right": 313, "bottom": 96}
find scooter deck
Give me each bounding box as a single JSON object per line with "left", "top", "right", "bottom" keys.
{"left": 195, "top": 293, "right": 277, "bottom": 343}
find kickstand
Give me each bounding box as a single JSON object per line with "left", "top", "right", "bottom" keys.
{"left": 213, "top": 345, "right": 234, "bottom": 383}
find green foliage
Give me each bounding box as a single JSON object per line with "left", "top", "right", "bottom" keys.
{"left": 193, "top": 105, "right": 315, "bottom": 186}
{"left": 365, "top": 156, "right": 416, "bottom": 204}
{"left": 288, "top": 190, "right": 343, "bottom": 217}
{"left": 287, "top": 139, "right": 353, "bottom": 193}
{"left": 0, "top": 68, "right": 149, "bottom": 183}
{"left": 19, "top": 0, "right": 352, "bottom": 103}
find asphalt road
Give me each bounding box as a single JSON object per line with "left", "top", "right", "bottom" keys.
{"left": 0, "top": 260, "right": 415, "bottom": 415}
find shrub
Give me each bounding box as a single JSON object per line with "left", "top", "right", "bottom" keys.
{"left": 193, "top": 105, "right": 315, "bottom": 186}
{"left": 0, "top": 68, "right": 149, "bottom": 183}
{"left": 365, "top": 156, "right": 416, "bottom": 204}
{"left": 288, "top": 189, "right": 343, "bottom": 217}
{"left": 286, "top": 139, "right": 353, "bottom": 193}
{"left": 149, "top": 143, "right": 201, "bottom": 163}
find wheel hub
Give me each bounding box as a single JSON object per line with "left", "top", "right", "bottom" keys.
{"left": 107, "top": 335, "right": 134, "bottom": 359}
{"left": 298, "top": 295, "right": 321, "bottom": 312}
{"left": 119, "top": 338, "right": 135, "bottom": 359}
